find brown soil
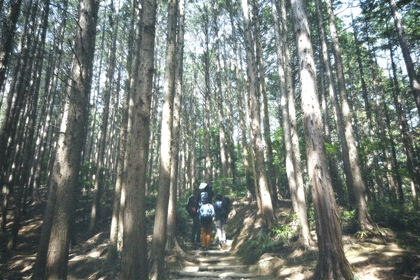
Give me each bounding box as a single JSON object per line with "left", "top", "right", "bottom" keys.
{"left": 0, "top": 198, "right": 419, "bottom": 279}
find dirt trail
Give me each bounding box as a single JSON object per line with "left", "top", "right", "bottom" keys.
{"left": 168, "top": 241, "right": 263, "bottom": 279}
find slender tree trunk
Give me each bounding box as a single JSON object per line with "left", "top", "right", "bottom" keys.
{"left": 226, "top": 0, "right": 253, "bottom": 199}
{"left": 273, "top": 0, "right": 310, "bottom": 247}
{"left": 315, "top": 0, "right": 346, "bottom": 206}
{"left": 352, "top": 17, "right": 385, "bottom": 201}
{"left": 289, "top": 0, "right": 353, "bottom": 277}
{"left": 324, "top": 0, "right": 375, "bottom": 230}
{"left": 201, "top": 5, "right": 212, "bottom": 183}
{"left": 121, "top": 0, "right": 156, "bottom": 278}
{"left": 241, "top": 0, "right": 275, "bottom": 227}
{"left": 89, "top": 6, "right": 119, "bottom": 233}
{"left": 253, "top": 0, "right": 277, "bottom": 206}
{"left": 9, "top": 0, "right": 50, "bottom": 250}
{"left": 0, "top": 0, "right": 34, "bottom": 213}
{"left": 167, "top": 0, "right": 185, "bottom": 250}
{"left": 388, "top": 0, "right": 420, "bottom": 117}
{"left": 212, "top": 0, "right": 229, "bottom": 187}
{"left": 108, "top": 3, "right": 130, "bottom": 260}
{"left": 388, "top": 38, "right": 419, "bottom": 209}
{"left": 0, "top": 0, "right": 23, "bottom": 92}
{"left": 32, "top": 1, "right": 99, "bottom": 278}
{"left": 149, "top": 1, "right": 177, "bottom": 279}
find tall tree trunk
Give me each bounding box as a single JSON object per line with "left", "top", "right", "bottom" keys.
{"left": 0, "top": 0, "right": 34, "bottom": 215}
{"left": 314, "top": 0, "right": 346, "bottom": 206}
{"left": 9, "top": 0, "right": 50, "bottom": 250}
{"left": 149, "top": 1, "right": 177, "bottom": 279}
{"left": 212, "top": 0, "right": 229, "bottom": 187}
{"left": 388, "top": 0, "right": 420, "bottom": 117}
{"left": 353, "top": 17, "right": 387, "bottom": 202}
{"left": 89, "top": 4, "right": 119, "bottom": 233}
{"left": 253, "top": 0, "right": 277, "bottom": 206}
{"left": 167, "top": 0, "right": 185, "bottom": 250}
{"left": 0, "top": 0, "right": 23, "bottom": 92}
{"left": 289, "top": 0, "right": 353, "bottom": 277}
{"left": 241, "top": 0, "right": 275, "bottom": 227}
{"left": 32, "top": 0, "right": 99, "bottom": 278}
{"left": 201, "top": 5, "right": 212, "bottom": 183}
{"left": 273, "top": 0, "right": 310, "bottom": 247}
{"left": 108, "top": 3, "right": 130, "bottom": 260}
{"left": 226, "top": 0, "right": 253, "bottom": 199}
{"left": 324, "top": 0, "right": 375, "bottom": 231}
{"left": 388, "top": 37, "right": 419, "bottom": 209}
{"left": 121, "top": 0, "right": 156, "bottom": 278}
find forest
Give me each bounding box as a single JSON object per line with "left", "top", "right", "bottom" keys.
{"left": 0, "top": 0, "right": 419, "bottom": 279}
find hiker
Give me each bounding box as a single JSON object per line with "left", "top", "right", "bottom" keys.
{"left": 199, "top": 182, "right": 214, "bottom": 203}
{"left": 213, "top": 194, "right": 227, "bottom": 247}
{"left": 185, "top": 190, "right": 200, "bottom": 244}
{"left": 199, "top": 191, "right": 215, "bottom": 250}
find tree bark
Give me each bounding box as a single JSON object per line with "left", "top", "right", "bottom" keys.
{"left": 314, "top": 0, "right": 346, "bottom": 206}
{"left": 89, "top": 4, "right": 119, "bottom": 233}
{"left": 273, "top": 0, "right": 310, "bottom": 247}
{"left": 149, "top": 0, "right": 177, "bottom": 279}
{"left": 241, "top": 0, "right": 275, "bottom": 227}
{"left": 212, "top": 0, "right": 229, "bottom": 187}
{"left": 121, "top": 0, "right": 157, "bottom": 278}
{"left": 388, "top": 0, "right": 420, "bottom": 117}
{"left": 253, "top": 0, "right": 277, "bottom": 206}
{"left": 388, "top": 34, "right": 419, "bottom": 209}
{"left": 0, "top": 0, "right": 23, "bottom": 93}
{"left": 167, "top": 0, "right": 185, "bottom": 250}
{"left": 324, "top": 0, "right": 375, "bottom": 231}
{"left": 289, "top": 0, "right": 353, "bottom": 277}
{"left": 33, "top": 0, "right": 99, "bottom": 278}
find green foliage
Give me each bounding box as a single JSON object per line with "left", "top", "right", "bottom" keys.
{"left": 78, "top": 161, "right": 97, "bottom": 191}
{"left": 307, "top": 206, "right": 316, "bottom": 228}
{"left": 355, "top": 230, "right": 369, "bottom": 239}
{"left": 270, "top": 223, "right": 295, "bottom": 243}
{"left": 176, "top": 204, "right": 191, "bottom": 236}
{"left": 145, "top": 194, "right": 157, "bottom": 219}
{"left": 339, "top": 209, "right": 359, "bottom": 233}
{"left": 368, "top": 202, "right": 420, "bottom": 234}
{"left": 325, "top": 142, "right": 340, "bottom": 157}
{"left": 244, "top": 222, "right": 297, "bottom": 259}
{"left": 249, "top": 231, "right": 277, "bottom": 256}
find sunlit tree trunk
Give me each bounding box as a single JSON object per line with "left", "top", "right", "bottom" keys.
{"left": 226, "top": 0, "right": 253, "bottom": 199}
{"left": 0, "top": 1, "right": 35, "bottom": 220}
{"left": 253, "top": 0, "right": 277, "bottom": 205}
{"left": 324, "top": 0, "right": 375, "bottom": 230}
{"left": 241, "top": 0, "right": 275, "bottom": 227}
{"left": 32, "top": 0, "right": 99, "bottom": 278}
{"left": 290, "top": 0, "right": 353, "bottom": 277}
{"left": 388, "top": 38, "right": 419, "bottom": 209}
{"left": 167, "top": 0, "right": 185, "bottom": 250}
{"left": 120, "top": 0, "right": 156, "bottom": 278}
{"left": 212, "top": 0, "right": 229, "bottom": 186}
{"left": 201, "top": 4, "right": 212, "bottom": 182}
{"left": 149, "top": 0, "right": 177, "bottom": 279}
{"left": 89, "top": 4, "right": 119, "bottom": 233}
{"left": 388, "top": 0, "right": 420, "bottom": 117}
{"left": 9, "top": 0, "right": 50, "bottom": 251}
{"left": 273, "top": 0, "right": 310, "bottom": 247}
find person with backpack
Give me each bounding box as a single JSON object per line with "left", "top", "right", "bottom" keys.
{"left": 199, "top": 182, "right": 214, "bottom": 203}
{"left": 199, "top": 190, "right": 215, "bottom": 250}
{"left": 185, "top": 191, "right": 200, "bottom": 244}
{"left": 213, "top": 194, "right": 228, "bottom": 247}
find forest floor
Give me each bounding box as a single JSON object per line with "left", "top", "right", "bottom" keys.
{"left": 0, "top": 196, "right": 419, "bottom": 279}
